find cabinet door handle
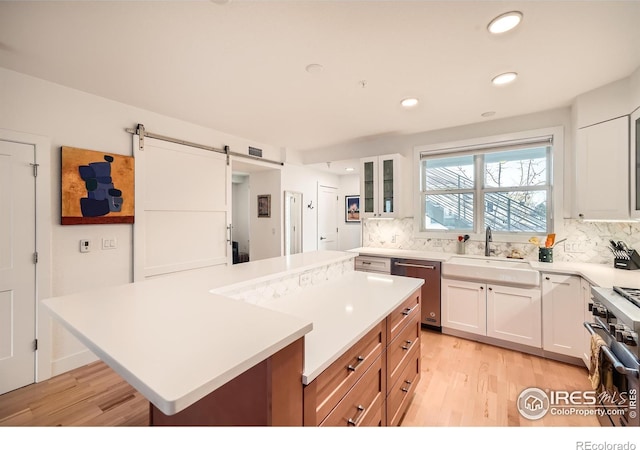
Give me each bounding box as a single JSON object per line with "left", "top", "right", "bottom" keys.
{"left": 347, "top": 356, "right": 365, "bottom": 372}
{"left": 488, "top": 287, "right": 493, "bottom": 291}
{"left": 347, "top": 405, "right": 366, "bottom": 426}
{"left": 480, "top": 286, "right": 484, "bottom": 290}
{"left": 402, "top": 340, "right": 413, "bottom": 350}
{"left": 545, "top": 276, "right": 550, "bottom": 280}
{"left": 226, "top": 224, "right": 232, "bottom": 244}
{"left": 394, "top": 262, "right": 436, "bottom": 270}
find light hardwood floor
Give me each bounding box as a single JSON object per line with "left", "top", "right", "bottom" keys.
{"left": 402, "top": 330, "right": 599, "bottom": 426}
{"left": 0, "top": 329, "right": 599, "bottom": 427}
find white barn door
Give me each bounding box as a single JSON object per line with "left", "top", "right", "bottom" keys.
{"left": 134, "top": 136, "right": 231, "bottom": 280}
{"left": 0, "top": 140, "right": 36, "bottom": 394}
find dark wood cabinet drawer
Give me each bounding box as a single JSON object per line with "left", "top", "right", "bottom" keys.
{"left": 386, "top": 289, "right": 420, "bottom": 343}
{"left": 320, "top": 355, "right": 383, "bottom": 427}
{"left": 386, "top": 344, "right": 420, "bottom": 426}
{"left": 304, "top": 321, "right": 384, "bottom": 425}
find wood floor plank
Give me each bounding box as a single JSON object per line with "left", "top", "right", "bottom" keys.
{"left": 0, "top": 329, "right": 601, "bottom": 427}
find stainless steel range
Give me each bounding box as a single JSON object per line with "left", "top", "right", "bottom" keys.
{"left": 587, "top": 286, "right": 639, "bottom": 426}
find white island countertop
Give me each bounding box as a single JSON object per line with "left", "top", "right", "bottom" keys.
{"left": 257, "top": 271, "right": 424, "bottom": 384}
{"left": 42, "top": 250, "right": 425, "bottom": 418}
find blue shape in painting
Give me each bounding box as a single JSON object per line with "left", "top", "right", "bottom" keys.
{"left": 78, "top": 155, "right": 124, "bottom": 217}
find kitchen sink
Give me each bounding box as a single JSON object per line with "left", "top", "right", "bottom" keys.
{"left": 442, "top": 256, "right": 540, "bottom": 288}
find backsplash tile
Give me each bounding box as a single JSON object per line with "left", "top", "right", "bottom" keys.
{"left": 362, "top": 218, "right": 640, "bottom": 265}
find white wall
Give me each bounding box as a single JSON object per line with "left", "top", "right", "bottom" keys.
{"left": 0, "top": 67, "right": 282, "bottom": 376}
{"left": 300, "top": 107, "right": 573, "bottom": 219}
{"left": 249, "top": 169, "right": 282, "bottom": 261}
{"left": 631, "top": 66, "right": 640, "bottom": 111}
{"left": 337, "top": 174, "right": 361, "bottom": 250}
{"left": 281, "top": 163, "right": 339, "bottom": 253}
{"left": 573, "top": 76, "right": 631, "bottom": 129}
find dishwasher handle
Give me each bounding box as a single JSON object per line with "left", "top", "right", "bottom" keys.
{"left": 394, "top": 261, "right": 436, "bottom": 270}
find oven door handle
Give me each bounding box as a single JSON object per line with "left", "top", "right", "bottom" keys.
{"left": 584, "top": 322, "right": 640, "bottom": 378}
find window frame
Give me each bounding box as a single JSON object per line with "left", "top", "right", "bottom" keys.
{"left": 413, "top": 127, "right": 564, "bottom": 243}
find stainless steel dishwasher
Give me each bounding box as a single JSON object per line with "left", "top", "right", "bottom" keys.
{"left": 391, "top": 258, "right": 441, "bottom": 330}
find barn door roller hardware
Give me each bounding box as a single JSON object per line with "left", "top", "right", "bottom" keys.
{"left": 125, "top": 124, "right": 284, "bottom": 166}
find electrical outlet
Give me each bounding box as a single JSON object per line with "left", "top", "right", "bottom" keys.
{"left": 564, "top": 241, "right": 585, "bottom": 253}
{"left": 299, "top": 271, "right": 312, "bottom": 286}
{"left": 391, "top": 234, "right": 397, "bottom": 244}
{"left": 431, "top": 240, "right": 443, "bottom": 248}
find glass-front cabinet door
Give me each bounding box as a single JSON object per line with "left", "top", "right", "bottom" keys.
{"left": 360, "top": 154, "right": 401, "bottom": 218}
{"left": 362, "top": 159, "right": 376, "bottom": 216}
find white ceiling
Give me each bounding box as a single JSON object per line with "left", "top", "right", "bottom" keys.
{"left": 1, "top": 1, "right": 639, "bottom": 162}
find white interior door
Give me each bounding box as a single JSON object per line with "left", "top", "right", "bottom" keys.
{"left": 318, "top": 185, "right": 338, "bottom": 251}
{"left": 0, "top": 140, "right": 36, "bottom": 394}
{"left": 134, "top": 137, "right": 231, "bottom": 280}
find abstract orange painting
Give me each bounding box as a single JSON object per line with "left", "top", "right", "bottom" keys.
{"left": 61, "top": 146, "right": 134, "bottom": 225}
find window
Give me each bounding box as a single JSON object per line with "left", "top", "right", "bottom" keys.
{"left": 419, "top": 137, "right": 552, "bottom": 234}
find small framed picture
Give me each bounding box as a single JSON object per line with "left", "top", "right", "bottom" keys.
{"left": 257, "top": 194, "right": 271, "bottom": 218}
{"left": 345, "top": 195, "right": 360, "bottom": 222}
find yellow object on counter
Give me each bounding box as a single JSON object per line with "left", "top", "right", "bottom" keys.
{"left": 528, "top": 237, "right": 540, "bottom": 247}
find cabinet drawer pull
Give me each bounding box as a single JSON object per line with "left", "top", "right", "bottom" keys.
{"left": 401, "top": 305, "right": 416, "bottom": 316}
{"left": 402, "top": 340, "right": 412, "bottom": 350}
{"left": 347, "top": 356, "right": 365, "bottom": 372}
{"left": 347, "top": 405, "right": 366, "bottom": 426}
{"left": 401, "top": 387, "right": 409, "bottom": 393}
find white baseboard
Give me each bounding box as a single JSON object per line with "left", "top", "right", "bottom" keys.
{"left": 51, "top": 349, "right": 99, "bottom": 377}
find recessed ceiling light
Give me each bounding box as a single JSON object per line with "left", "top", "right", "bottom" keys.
{"left": 345, "top": 167, "right": 355, "bottom": 172}
{"left": 491, "top": 72, "right": 518, "bottom": 86}
{"left": 305, "top": 64, "right": 323, "bottom": 74}
{"left": 481, "top": 111, "right": 496, "bottom": 117}
{"left": 488, "top": 11, "right": 523, "bottom": 34}
{"left": 401, "top": 98, "right": 419, "bottom": 108}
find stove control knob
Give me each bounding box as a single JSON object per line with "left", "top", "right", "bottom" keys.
{"left": 588, "top": 303, "right": 594, "bottom": 312}
{"left": 624, "top": 333, "right": 638, "bottom": 346}
{"left": 615, "top": 330, "right": 624, "bottom": 342}
{"left": 609, "top": 323, "right": 618, "bottom": 334}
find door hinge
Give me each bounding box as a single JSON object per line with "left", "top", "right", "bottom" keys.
{"left": 33, "top": 339, "right": 38, "bottom": 351}
{"left": 33, "top": 252, "right": 38, "bottom": 264}
{"left": 30, "top": 163, "right": 39, "bottom": 177}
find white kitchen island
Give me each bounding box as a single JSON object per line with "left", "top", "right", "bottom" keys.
{"left": 42, "top": 251, "right": 423, "bottom": 426}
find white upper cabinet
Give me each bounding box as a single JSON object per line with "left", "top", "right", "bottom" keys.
{"left": 631, "top": 108, "right": 640, "bottom": 219}
{"left": 575, "top": 116, "right": 629, "bottom": 220}
{"left": 360, "top": 154, "right": 402, "bottom": 219}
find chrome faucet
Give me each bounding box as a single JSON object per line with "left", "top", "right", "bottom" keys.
{"left": 485, "top": 226, "right": 493, "bottom": 256}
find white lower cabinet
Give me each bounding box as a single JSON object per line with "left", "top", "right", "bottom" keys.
{"left": 541, "top": 273, "right": 584, "bottom": 358}
{"left": 486, "top": 284, "right": 542, "bottom": 347}
{"left": 442, "top": 278, "right": 541, "bottom": 347}
{"left": 441, "top": 279, "right": 486, "bottom": 335}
